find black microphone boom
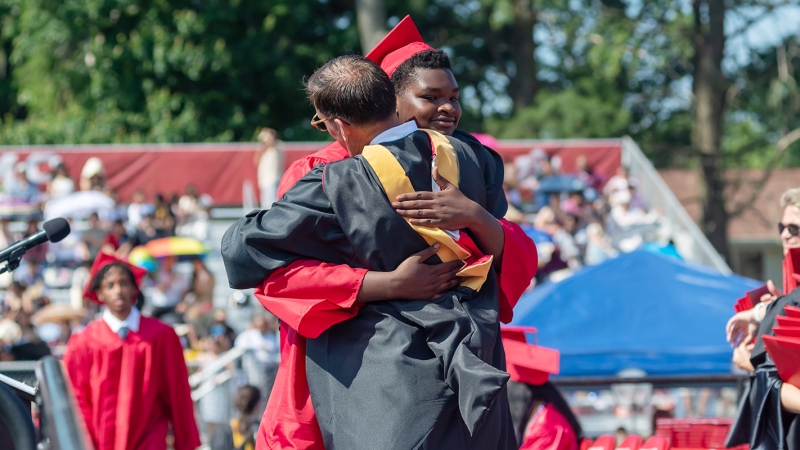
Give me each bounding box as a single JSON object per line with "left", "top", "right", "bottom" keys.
{"left": 0, "top": 218, "right": 71, "bottom": 264}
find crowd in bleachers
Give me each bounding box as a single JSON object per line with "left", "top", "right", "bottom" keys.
{"left": 502, "top": 149, "right": 669, "bottom": 286}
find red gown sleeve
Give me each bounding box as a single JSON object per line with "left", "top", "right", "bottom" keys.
{"left": 496, "top": 218, "right": 537, "bottom": 324}
{"left": 257, "top": 148, "right": 367, "bottom": 340}
{"left": 162, "top": 329, "right": 201, "bottom": 450}
{"left": 256, "top": 261, "right": 366, "bottom": 339}
{"left": 63, "top": 334, "right": 96, "bottom": 442}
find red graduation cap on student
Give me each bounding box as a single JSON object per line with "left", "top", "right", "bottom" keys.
{"left": 83, "top": 251, "right": 147, "bottom": 304}
{"left": 365, "top": 15, "right": 434, "bottom": 77}
{"left": 501, "top": 326, "right": 560, "bottom": 386}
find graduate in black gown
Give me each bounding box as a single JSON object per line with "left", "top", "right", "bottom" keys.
{"left": 726, "top": 188, "right": 800, "bottom": 450}
{"left": 222, "top": 56, "right": 518, "bottom": 449}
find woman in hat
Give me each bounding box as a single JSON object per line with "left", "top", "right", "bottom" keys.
{"left": 63, "top": 252, "right": 200, "bottom": 450}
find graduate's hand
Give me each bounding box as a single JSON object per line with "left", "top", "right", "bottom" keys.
{"left": 391, "top": 244, "right": 463, "bottom": 301}
{"left": 392, "top": 167, "right": 481, "bottom": 231}
{"left": 725, "top": 309, "right": 759, "bottom": 347}
{"left": 760, "top": 279, "right": 782, "bottom": 304}
{"left": 732, "top": 341, "right": 755, "bottom": 373}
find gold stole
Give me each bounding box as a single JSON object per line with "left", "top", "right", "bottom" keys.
{"left": 360, "top": 129, "right": 492, "bottom": 291}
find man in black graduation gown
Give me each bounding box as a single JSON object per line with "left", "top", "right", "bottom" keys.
{"left": 222, "top": 55, "right": 517, "bottom": 449}
{"left": 726, "top": 188, "right": 800, "bottom": 450}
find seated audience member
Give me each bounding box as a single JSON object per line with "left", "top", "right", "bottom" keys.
{"left": 235, "top": 312, "right": 280, "bottom": 399}
{"left": 47, "top": 164, "right": 75, "bottom": 200}
{"left": 210, "top": 385, "right": 262, "bottom": 450}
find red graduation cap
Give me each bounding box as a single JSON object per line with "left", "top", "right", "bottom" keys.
{"left": 776, "top": 315, "right": 800, "bottom": 327}
{"left": 365, "top": 15, "right": 434, "bottom": 77}
{"left": 501, "top": 326, "right": 560, "bottom": 386}
{"left": 762, "top": 334, "right": 800, "bottom": 389}
{"left": 773, "top": 326, "right": 800, "bottom": 339}
{"left": 783, "top": 247, "right": 800, "bottom": 294}
{"left": 83, "top": 251, "right": 147, "bottom": 304}
{"left": 785, "top": 305, "right": 800, "bottom": 318}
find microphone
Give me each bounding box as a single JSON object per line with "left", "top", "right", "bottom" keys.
{"left": 0, "top": 218, "right": 71, "bottom": 264}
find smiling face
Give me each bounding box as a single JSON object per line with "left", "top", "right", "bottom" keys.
{"left": 396, "top": 68, "right": 462, "bottom": 136}
{"left": 96, "top": 266, "right": 137, "bottom": 320}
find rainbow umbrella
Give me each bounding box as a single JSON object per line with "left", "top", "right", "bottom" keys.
{"left": 129, "top": 246, "right": 159, "bottom": 272}
{"left": 145, "top": 237, "right": 209, "bottom": 260}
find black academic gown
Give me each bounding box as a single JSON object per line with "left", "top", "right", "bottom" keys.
{"left": 222, "top": 129, "right": 517, "bottom": 450}
{"left": 727, "top": 290, "right": 800, "bottom": 450}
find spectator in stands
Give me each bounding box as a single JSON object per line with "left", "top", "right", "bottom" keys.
{"left": 128, "top": 213, "right": 165, "bottom": 247}
{"left": 127, "top": 190, "right": 150, "bottom": 231}
{"left": 198, "top": 327, "right": 233, "bottom": 437}
{"left": 584, "top": 223, "right": 617, "bottom": 265}
{"left": 47, "top": 164, "right": 75, "bottom": 200}
{"left": 210, "top": 385, "right": 262, "bottom": 450}
{"left": 574, "top": 155, "right": 603, "bottom": 192}
{"left": 255, "top": 127, "right": 283, "bottom": 209}
{"left": 153, "top": 193, "right": 176, "bottom": 235}
{"left": 148, "top": 256, "right": 189, "bottom": 322}
{"left": 49, "top": 217, "right": 90, "bottom": 267}
{"left": 179, "top": 258, "right": 215, "bottom": 321}
{"left": 82, "top": 213, "right": 108, "bottom": 261}
{"left": 0, "top": 311, "right": 21, "bottom": 345}
{"left": 535, "top": 207, "right": 582, "bottom": 271}
{"left": 207, "top": 308, "right": 237, "bottom": 349}
{"left": 101, "top": 219, "right": 128, "bottom": 256}
{"left": 177, "top": 185, "right": 212, "bottom": 240}
{"left": 9, "top": 164, "right": 40, "bottom": 203}
{"left": 235, "top": 312, "right": 280, "bottom": 400}
{"left": 78, "top": 157, "right": 107, "bottom": 192}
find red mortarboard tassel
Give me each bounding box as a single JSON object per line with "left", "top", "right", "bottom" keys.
{"left": 83, "top": 251, "right": 147, "bottom": 304}
{"left": 365, "top": 15, "right": 435, "bottom": 77}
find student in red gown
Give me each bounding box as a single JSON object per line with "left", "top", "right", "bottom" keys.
{"left": 63, "top": 252, "right": 201, "bottom": 450}
{"left": 248, "top": 16, "right": 537, "bottom": 450}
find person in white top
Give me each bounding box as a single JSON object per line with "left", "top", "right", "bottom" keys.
{"left": 234, "top": 312, "right": 280, "bottom": 401}
{"left": 255, "top": 128, "right": 283, "bottom": 209}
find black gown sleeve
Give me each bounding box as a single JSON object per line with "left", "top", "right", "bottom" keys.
{"left": 220, "top": 165, "right": 354, "bottom": 289}
{"left": 450, "top": 129, "right": 509, "bottom": 220}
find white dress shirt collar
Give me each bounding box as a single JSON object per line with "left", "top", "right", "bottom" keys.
{"left": 370, "top": 121, "right": 418, "bottom": 145}
{"left": 103, "top": 306, "right": 141, "bottom": 333}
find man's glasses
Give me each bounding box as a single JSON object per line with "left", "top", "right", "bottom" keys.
{"left": 779, "top": 222, "right": 800, "bottom": 237}
{"left": 311, "top": 114, "right": 329, "bottom": 132}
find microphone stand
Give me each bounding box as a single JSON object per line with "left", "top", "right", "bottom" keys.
{"left": 0, "top": 247, "right": 26, "bottom": 275}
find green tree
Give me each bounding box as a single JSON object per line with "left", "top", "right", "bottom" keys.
{"left": 0, "top": 0, "right": 361, "bottom": 144}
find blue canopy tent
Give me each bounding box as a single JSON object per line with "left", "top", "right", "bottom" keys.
{"left": 511, "top": 250, "right": 761, "bottom": 377}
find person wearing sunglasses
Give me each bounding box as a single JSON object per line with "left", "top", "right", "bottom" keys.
{"left": 726, "top": 187, "right": 800, "bottom": 449}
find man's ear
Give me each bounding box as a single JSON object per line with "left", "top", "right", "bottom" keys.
{"left": 332, "top": 118, "right": 350, "bottom": 142}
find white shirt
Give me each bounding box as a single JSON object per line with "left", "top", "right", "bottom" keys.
{"left": 235, "top": 329, "right": 280, "bottom": 365}
{"left": 370, "top": 121, "right": 418, "bottom": 145}
{"left": 103, "top": 306, "right": 141, "bottom": 333}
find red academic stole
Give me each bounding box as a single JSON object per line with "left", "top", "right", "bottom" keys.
{"left": 360, "top": 129, "right": 494, "bottom": 292}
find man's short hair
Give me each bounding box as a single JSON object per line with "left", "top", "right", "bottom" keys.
{"left": 305, "top": 55, "right": 396, "bottom": 126}
{"left": 781, "top": 188, "right": 800, "bottom": 210}
{"left": 392, "top": 50, "right": 452, "bottom": 95}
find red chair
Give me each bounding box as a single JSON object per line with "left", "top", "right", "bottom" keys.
{"left": 617, "top": 435, "right": 644, "bottom": 450}
{"left": 587, "top": 435, "right": 616, "bottom": 450}
{"left": 580, "top": 438, "right": 593, "bottom": 450}
{"left": 640, "top": 435, "right": 670, "bottom": 450}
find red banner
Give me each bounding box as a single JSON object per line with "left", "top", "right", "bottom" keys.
{"left": 1, "top": 139, "right": 621, "bottom": 205}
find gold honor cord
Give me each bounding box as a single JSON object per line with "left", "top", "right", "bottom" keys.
{"left": 361, "top": 129, "right": 492, "bottom": 291}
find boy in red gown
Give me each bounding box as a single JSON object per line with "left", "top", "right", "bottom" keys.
{"left": 63, "top": 252, "right": 201, "bottom": 450}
